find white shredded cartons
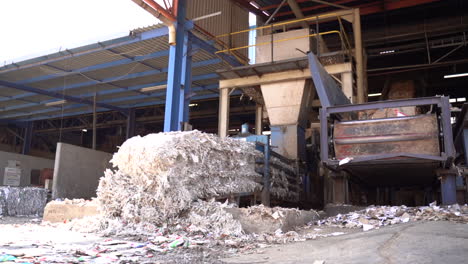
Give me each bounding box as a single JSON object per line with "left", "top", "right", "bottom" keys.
{"left": 97, "top": 130, "right": 262, "bottom": 228}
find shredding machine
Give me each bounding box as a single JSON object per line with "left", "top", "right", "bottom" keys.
{"left": 308, "top": 52, "right": 459, "bottom": 205}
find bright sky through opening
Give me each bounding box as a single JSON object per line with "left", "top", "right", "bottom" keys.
{"left": 0, "top": 0, "right": 161, "bottom": 65}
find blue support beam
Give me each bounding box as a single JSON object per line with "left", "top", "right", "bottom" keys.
{"left": 0, "top": 77, "right": 218, "bottom": 120}
{"left": 164, "top": 0, "right": 188, "bottom": 132}
{"left": 0, "top": 58, "right": 221, "bottom": 107}
{"left": 18, "top": 50, "right": 170, "bottom": 85}
{"left": 179, "top": 26, "right": 193, "bottom": 125}
{"left": 464, "top": 128, "right": 468, "bottom": 165}
{"left": 0, "top": 80, "right": 128, "bottom": 114}
{"left": 441, "top": 174, "right": 457, "bottom": 205}
{"left": 17, "top": 90, "right": 243, "bottom": 122}
{"left": 0, "top": 26, "right": 169, "bottom": 74}
{"left": 22, "top": 121, "right": 33, "bottom": 155}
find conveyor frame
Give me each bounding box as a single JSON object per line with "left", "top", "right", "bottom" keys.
{"left": 319, "top": 96, "right": 455, "bottom": 169}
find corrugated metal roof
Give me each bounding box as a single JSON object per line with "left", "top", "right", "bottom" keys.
{"left": 0, "top": 33, "right": 246, "bottom": 122}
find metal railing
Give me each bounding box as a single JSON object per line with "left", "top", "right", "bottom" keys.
{"left": 211, "top": 13, "right": 354, "bottom": 61}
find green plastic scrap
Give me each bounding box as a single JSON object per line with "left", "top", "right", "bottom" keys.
{"left": 169, "top": 238, "right": 185, "bottom": 249}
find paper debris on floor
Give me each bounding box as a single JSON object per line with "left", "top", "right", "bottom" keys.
{"left": 315, "top": 202, "right": 468, "bottom": 230}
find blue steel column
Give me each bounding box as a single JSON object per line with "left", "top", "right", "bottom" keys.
{"left": 179, "top": 32, "right": 192, "bottom": 126}
{"left": 463, "top": 128, "right": 468, "bottom": 165}
{"left": 22, "top": 121, "right": 33, "bottom": 155}
{"left": 163, "top": 0, "right": 187, "bottom": 132}
{"left": 438, "top": 168, "right": 457, "bottom": 205}
{"left": 126, "top": 108, "right": 136, "bottom": 139}
{"left": 441, "top": 174, "right": 457, "bottom": 205}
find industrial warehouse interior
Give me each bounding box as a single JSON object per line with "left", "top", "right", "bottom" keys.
{"left": 0, "top": 0, "right": 467, "bottom": 263}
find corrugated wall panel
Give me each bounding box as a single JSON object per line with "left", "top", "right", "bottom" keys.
{"left": 187, "top": 0, "right": 249, "bottom": 58}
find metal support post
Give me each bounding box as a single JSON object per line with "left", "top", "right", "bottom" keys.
{"left": 179, "top": 32, "right": 192, "bottom": 127}
{"left": 425, "top": 31, "right": 431, "bottom": 64}
{"left": 92, "top": 93, "right": 97, "bottom": 150}
{"left": 22, "top": 121, "right": 33, "bottom": 155}
{"left": 437, "top": 169, "right": 458, "bottom": 205}
{"left": 126, "top": 108, "right": 136, "bottom": 139}
{"left": 353, "top": 8, "right": 365, "bottom": 104}
{"left": 270, "top": 24, "right": 274, "bottom": 62}
{"left": 218, "top": 88, "right": 230, "bottom": 137}
{"left": 319, "top": 108, "right": 329, "bottom": 161}
{"left": 330, "top": 171, "right": 349, "bottom": 204}
{"left": 255, "top": 104, "right": 263, "bottom": 135}
{"left": 464, "top": 128, "right": 468, "bottom": 164}
{"left": 164, "top": 0, "right": 187, "bottom": 132}
{"left": 341, "top": 72, "right": 353, "bottom": 102}
{"left": 261, "top": 140, "right": 271, "bottom": 206}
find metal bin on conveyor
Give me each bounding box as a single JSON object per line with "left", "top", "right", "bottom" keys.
{"left": 308, "top": 52, "right": 457, "bottom": 205}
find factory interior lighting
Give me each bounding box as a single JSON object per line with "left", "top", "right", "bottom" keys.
{"left": 444, "top": 72, "right": 468, "bottom": 79}
{"left": 368, "top": 93, "right": 382, "bottom": 97}
{"left": 140, "top": 84, "right": 167, "bottom": 92}
{"left": 45, "top": 100, "right": 67, "bottom": 106}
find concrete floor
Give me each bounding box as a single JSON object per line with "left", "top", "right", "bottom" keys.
{"left": 222, "top": 221, "right": 468, "bottom": 264}
{"left": 0, "top": 217, "right": 228, "bottom": 263}
{"left": 1, "top": 217, "right": 467, "bottom": 263}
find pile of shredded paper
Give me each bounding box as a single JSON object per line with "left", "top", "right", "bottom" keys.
{"left": 316, "top": 202, "right": 468, "bottom": 231}
{"left": 96, "top": 131, "right": 262, "bottom": 236}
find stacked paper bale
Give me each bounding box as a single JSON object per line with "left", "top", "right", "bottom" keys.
{"left": 269, "top": 158, "right": 301, "bottom": 201}
{"left": 0, "top": 186, "right": 47, "bottom": 216}
{"left": 97, "top": 130, "right": 262, "bottom": 226}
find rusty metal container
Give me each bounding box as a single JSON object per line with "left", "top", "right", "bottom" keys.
{"left": 333, "top": 114, "right": 440, "bottom": 160}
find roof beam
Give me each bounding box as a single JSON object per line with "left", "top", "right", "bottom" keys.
{"left": 0, "top": 58, "right": 221, "bottom": 103}
{"left": 0, "top": 78, "right": 219, "bottom": 119}
{"left": 19, "top": 50, "right": 170, "bottom": 84}
{"left": 273, "top": 0, "right": 439, "bottom": 18}
{"left": 359, "top": 0, "right": 441, "bottom": 16}
{"left": 274, "top": 0, "right": 355, "bottom": 17}
{"left": 287, "top": 0, "right": 310, "bottom": 28}
{"left": 34, "top": 104, "right": 254, "bottom": 133}
{"left": 0, "top": 80, "right": 128, "bottom": 114}
{"left": 131, "top": 0, "right": 176, "bottom": 23}
{"left": 232, "top": 0, "right": 269, "bottom": 21}
{"left": 262, "top": 0, "right": 355, "bottom": 11}
{"left": 309, "top": 0, "right": 350, "bottom": 9}
{"left": 16, "top": 89, "right": 242, "bottom": 122}
{"left": 0, "top": 26, "right": 169, "bottom": 74}
{"left": 264, "top": 0, "right": 288, "bottom": 25}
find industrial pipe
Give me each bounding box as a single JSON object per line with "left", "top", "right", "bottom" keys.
{"left": 140, "top": 0, "right": 176, "bottom": 22}
{"left": 168, "top": 25, "right": 176, "bottom": 46}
